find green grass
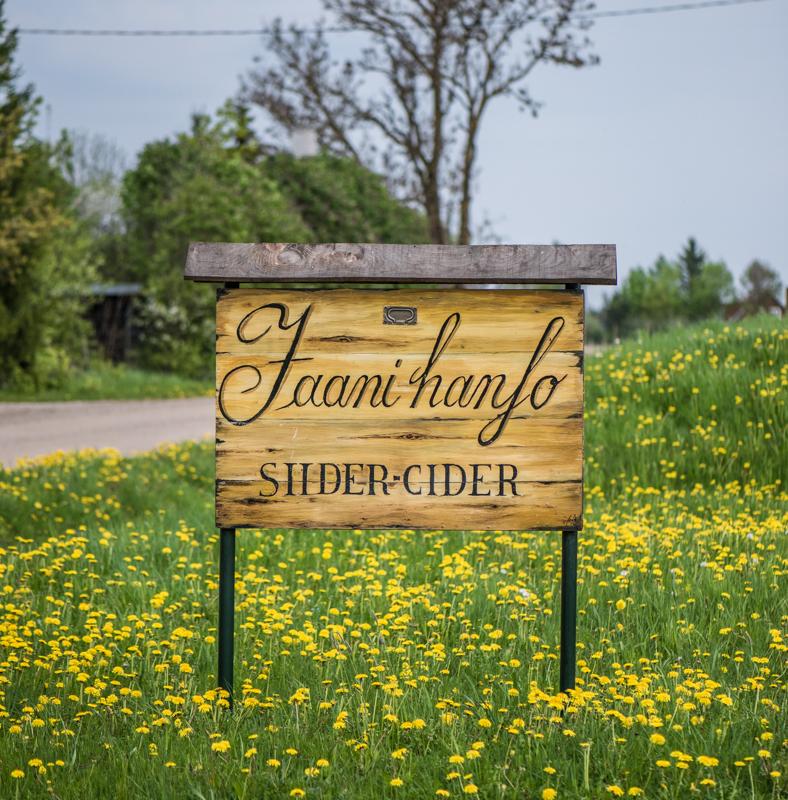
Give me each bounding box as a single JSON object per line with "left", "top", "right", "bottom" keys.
{"left": 0, "top": 361, "right": 212, "bottom": 402}
{"left": 0, "top": 316, "right": 784, "bottom": 799}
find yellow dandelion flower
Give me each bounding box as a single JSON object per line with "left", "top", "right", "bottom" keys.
{"left": 649, "top": 733, "right": 666, "bottom": 745}
{"left": 390, "top": 778, "right": 404, "bottom": 787}
{"left": 542, "top": 789, "right": 558, "bottom": 800}
{"left": 463, "top": 785, "right": 479, "bottom": 795}
{"left": 211, "top": 740, "right": 231, "bottom": 753}
{"left": 10, "top": 770, "right": 24, "bottom": 779}
{"left": 698, "top": 756, "right": 719, "bottom": 767}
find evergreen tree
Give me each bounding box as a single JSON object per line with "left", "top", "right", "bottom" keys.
{"left": 678, "top": 237, "right": 705, "bottom": 293}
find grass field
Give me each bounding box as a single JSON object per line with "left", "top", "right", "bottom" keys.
{"left": 0, "top": 316, "right": 784, "bottom": 799}
{"left": 0, "top": 361, "right": 212, "bottom": 402}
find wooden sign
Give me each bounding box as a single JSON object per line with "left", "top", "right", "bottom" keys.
{"left": 215, "top": 288, "right": 583, "bottom": 531}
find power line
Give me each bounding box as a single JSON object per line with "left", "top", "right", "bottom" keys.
{"left": 16, "top": 0, "right": 779, "bottom": 37}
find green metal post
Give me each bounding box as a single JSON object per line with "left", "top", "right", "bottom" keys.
{"left": 217, "top": 280, "right": 239, "bottom": 710}
{"left": 560, "top": 528, "right": 578, "bottom": 694}
{"left": 218, "top": 526, "right": 236, "bottom": 709}
{"left": 559, "top": 281, "right": 581, "bottom": 696}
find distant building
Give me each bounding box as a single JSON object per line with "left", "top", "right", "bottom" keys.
{"left": 87, "top": 283, "right": 142, "bottom": 362}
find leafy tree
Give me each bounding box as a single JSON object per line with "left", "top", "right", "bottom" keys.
{"left": 600, "top": 240, "right": 735, "bottom": 341}
{"left": 676, "top": 237, "right": 734, "bottom": 321}
{"left": 119, "top": 105, "right": 429, "bottom": 376}
{"left": 739, "top": 260, "right": 783, "bottom": 314}
{"left": 120, "top": 111, "right": 310, "bottom": 375}
{"left": 0, "top": 3, "right": 94, "bottom": 388}
{"left": 687, "top": 260, "right": 733, "bottom": 320}
{"left": 266, "top": 152, "right": 429, "bottom": 244}
{"left": 245, "top": 0, "right": 597, "bottom": 244}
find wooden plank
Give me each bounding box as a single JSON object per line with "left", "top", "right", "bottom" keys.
{"left": 217, "top": 418, "right": 582, "bottom": 482}
{"left": 217, "top": 289, "right": 584, "bottom": 354}
{"left": 216, "top": 479, "right": 582, "bottom": 531}
{"left": 215, "top": 288, "right": 584, "bottom": 531}
{"left": 187, "top": 242, "right": 616, "bottom": 285}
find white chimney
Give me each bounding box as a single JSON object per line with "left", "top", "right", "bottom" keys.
{"left": 291, "top": 128, "right": 319, "bottom": 157}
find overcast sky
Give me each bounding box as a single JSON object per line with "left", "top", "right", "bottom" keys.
{"left": 8, "top": 0, "right": 788, "bottom": 308}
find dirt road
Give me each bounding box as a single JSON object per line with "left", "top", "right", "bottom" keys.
{"left": 0, "top": 398, "right": 214, "bottom": 468}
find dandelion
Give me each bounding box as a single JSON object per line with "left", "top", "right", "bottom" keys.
{"left": 10, "top": 769, "right": 24, "bottom": 779}
{"left": 463, "top": 784, "right": 479, "bottom": 795}
{"left": 390, "top": 778, "right": 404, "bottom": 787}
{"left": 211, "top": 740, "right": 231, "bottom": 753}
{"left": 649, "top": 733, "right": 666, "bottom": 745}
{"left": 698, "top": 756, "right": 719, "bottom": 767}
{"left": 542, "top": 789, "right": 558, "bottom": 800}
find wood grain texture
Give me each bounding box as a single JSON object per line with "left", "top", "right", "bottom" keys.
{"left": 215, "top": 288, "right": 584, "bottom": 531}
{"left": 186, "top": 242, "right": 616, "bottom": 285}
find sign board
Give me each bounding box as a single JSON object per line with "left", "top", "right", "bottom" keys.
{"left": 187, "top": 241, "right": 616, "bottom": 704}
{"left": 215, "top": 288, "right": 583, "bottom": 531}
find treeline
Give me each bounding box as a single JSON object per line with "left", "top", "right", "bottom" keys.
{"left": 587, "top": 239, "right": 783, "bottom": 344}
{"left": 1, "top": 2, "right": 782, "bottom": 390}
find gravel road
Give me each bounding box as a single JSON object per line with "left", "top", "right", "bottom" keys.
{"left": 0, "top": 398, "right": 214, "bottom": 468}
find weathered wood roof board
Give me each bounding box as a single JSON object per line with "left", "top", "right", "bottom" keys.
{"left": 185, "top": 242, "right": 616, "bottom": 285}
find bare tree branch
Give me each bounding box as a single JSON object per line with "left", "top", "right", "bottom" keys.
{"left": 244, "top": 0, "right": 597, "bottom": 244}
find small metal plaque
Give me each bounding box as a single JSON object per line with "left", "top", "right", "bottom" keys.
{"left": 384, "top": 305, "right": 417, "bottom": 325}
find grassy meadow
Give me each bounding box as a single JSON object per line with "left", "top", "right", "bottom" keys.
{"left": 0, "top": 316, "right": 784, "bottom": 799}
{"left": 0, "top": 361, "right": 212, "bottom": 402}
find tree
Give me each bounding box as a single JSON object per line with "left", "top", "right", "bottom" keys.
{"left": 245, "top": 0, "right": 597, "bottom": 244}
{"left": 678, "top": 236, "right": 705, "bottom": 293}
{"left": 266, "top": 152, "right": 429, "bottom": 244}
{"left": 0, "top": 2, "right": 94, "bottom": 387}
{"left": 120, "top": 106, "right": 429, "bottom": 376}
{"left": 63, "top": 130, "right": 126, "bottom": 232}
{"left": 739, "top": 260, "right": 782, "bottom": 314}
{"left": 687, "top": 260, "right": 733, "bottom": 321}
